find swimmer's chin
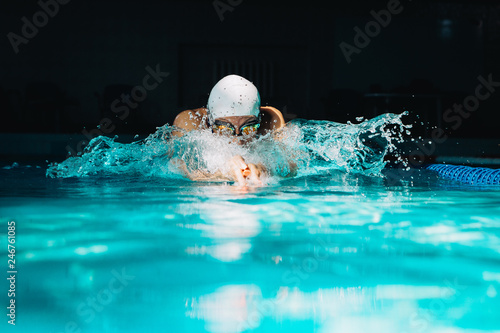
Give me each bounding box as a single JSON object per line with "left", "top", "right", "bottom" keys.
{"left": 227, "top": 134, "right": 257, "bottom": 146}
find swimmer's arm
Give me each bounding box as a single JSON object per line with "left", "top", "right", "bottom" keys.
{"left": 186, "top": 170, "right": 229, "bottom": 181}
{"left": 171, "top": 158, "right": 231, "bottom": 181}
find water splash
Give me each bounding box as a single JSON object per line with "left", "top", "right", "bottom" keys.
{"left": 46, "top": 112, "right": 410, "bottom": 181}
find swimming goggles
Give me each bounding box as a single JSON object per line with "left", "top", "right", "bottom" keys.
{"left": 211, "top": 120, "right": 260, "bottom": 136}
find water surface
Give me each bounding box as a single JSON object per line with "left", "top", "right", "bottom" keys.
{"left": 1, "top": 162, "right": 500, "bottom": 333}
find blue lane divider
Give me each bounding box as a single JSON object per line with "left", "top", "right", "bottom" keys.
{"left": 426, "top": 164, "right": 500, "bottom": 185}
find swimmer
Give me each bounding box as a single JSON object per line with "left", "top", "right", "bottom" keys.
{"left": 171, "top": 74, "right": 296, "bottom": 184}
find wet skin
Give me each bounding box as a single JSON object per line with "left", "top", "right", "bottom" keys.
{"left": 213, "top": 115, "right": 265, "bottom": 184}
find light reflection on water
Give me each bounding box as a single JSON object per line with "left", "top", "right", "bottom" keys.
{"left": 1, "top": 165, "right": 500, "bottom": 332}
{"left": 186, "top": 284, "right": 465, "bottom": 333}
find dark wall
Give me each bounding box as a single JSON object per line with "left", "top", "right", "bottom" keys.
{"left": 1, "top": 0, "right": 499, "bottom": 139}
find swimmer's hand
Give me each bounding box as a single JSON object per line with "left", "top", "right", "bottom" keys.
{"left": 230, "top": 155, "right": 266, "bottom": 185}
{"left": 170, "top": 156, "right": 267, "bottom": 183}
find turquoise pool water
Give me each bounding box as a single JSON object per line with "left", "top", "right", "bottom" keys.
{"left": 2, "top": 115, "right": 500, "bottom": 332}
{"left": 1, "top": 162, "right": 500, "bottom": 333}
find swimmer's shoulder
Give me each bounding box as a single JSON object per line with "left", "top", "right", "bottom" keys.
{"left": 172, "top": 108, "right": 209, "bottom": 134}
{"left": 172, "top": 106, "right": 286, "bottom": 136}
{"left": 259, "top": 106, "right": 286, "bottom": 134}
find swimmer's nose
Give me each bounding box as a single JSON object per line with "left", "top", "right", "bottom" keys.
{"left": 231, "top": 137, "right": 245, "bottom": 145}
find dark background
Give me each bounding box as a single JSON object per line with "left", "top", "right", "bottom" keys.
{"left": 1, "top": 0, "right": 499, "bottom": 158}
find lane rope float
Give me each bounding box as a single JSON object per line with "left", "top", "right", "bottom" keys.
{"left": 426, "top": 164, "right": 500, "bottom": 185}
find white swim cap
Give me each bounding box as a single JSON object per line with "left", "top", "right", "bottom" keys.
{"left": 207, "top": 74, "right": 261, "bottom": 124}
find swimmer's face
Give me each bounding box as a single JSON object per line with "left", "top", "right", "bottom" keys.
{"left": 211, "top": 115, "right": 260, "bottom": 144}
